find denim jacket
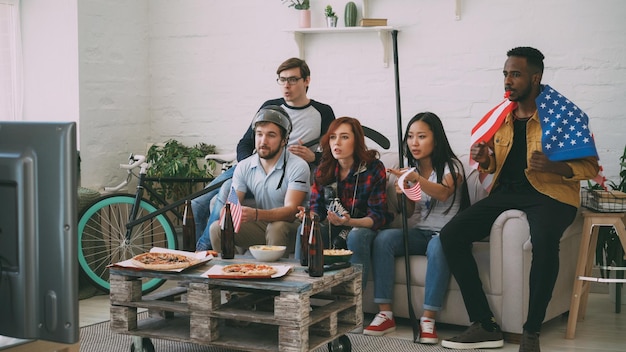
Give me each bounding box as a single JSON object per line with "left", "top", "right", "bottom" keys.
{"left": 479, "top": 111, "right": 599, "bottom": 208}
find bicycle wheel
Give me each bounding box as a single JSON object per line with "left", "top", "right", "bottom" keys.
{"left": 78, "top": 194, "right": 177, "bottom": 293}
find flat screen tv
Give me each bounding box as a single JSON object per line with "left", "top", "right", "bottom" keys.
{"left": 0, "top": 121, "right": 79, "bottom": 344}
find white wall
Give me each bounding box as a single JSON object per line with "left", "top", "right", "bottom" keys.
{"left": 77, "top": 0, "right": 626, "bottom": 190}
{"left": 20, "top": 0, "right": 79, "bottom": 136}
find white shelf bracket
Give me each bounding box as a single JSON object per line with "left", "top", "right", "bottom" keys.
{"left": 293, "top": 32, "right": 305, "bottom": 59}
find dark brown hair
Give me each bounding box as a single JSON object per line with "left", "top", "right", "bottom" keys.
{"left": 276, "top": 57, "right": 310, "bottom": 80}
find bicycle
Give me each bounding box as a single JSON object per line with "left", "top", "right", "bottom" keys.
{"left": 77, "top": 154, "right": 226, "bottom": 294}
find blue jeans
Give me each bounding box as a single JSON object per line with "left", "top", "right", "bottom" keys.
{"left": 372, "top": 228, "right": 450, "bottom": 312}
{"left": 192, "top": 167, "right": 235, "bottom": 250}
{"left": 294, "top": 223, "right": 377, "bottom": 287}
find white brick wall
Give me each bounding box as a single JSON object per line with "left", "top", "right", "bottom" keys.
{"left": 77, "top": 0, "right": 626, "bottom": 190}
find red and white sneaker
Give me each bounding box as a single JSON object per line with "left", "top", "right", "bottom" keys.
{"left": 418, "top": 318, "right": 438, "bottom": 344}
{"left": 363, "top": 313, "right": 396, "bottom": 336}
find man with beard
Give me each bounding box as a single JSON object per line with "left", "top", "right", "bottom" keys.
{"left": 439, "top": 47, "right": 599, "bottom": 351}
{"left": 193, "top": 57, "right": 335, "bottom": 250}
{"left": 207, "top": 106, "right": 310, "bottom": 254}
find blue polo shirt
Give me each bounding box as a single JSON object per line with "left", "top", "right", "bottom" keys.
{"left": 232, "top": 149, "right": 310, "bottom": 210}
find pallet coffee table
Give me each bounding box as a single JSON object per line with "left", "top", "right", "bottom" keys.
{"left": 109, "top": 258, "right": 362, "bottom": 352}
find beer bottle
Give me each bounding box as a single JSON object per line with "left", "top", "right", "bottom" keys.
{"left": 308, "top": 214, "right": 324, "bottom": 277}
{"left": 182, "top": 200, "right": 196, "bottom": 252}
{"left": 221, "top": 203, "right": 235, "bottom": 259}
{"left": 300, "top": 208, "right": 311, "bottom": 266}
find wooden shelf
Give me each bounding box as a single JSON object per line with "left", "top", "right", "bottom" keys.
{"left": 287, "top": 26, "right": 396, "bottom": 67}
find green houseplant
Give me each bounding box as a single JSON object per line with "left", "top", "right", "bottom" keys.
{"left": 282, "top": 0, "right": 310, "bottom": 10}
{"left": 283, "top": 0, "right": 311, "bottom": 27}
{"left": 146, "top": 139, "right": 217, "bottom": 206}
{"left": 324, "top": 5, "right": 337, "bottom": 27}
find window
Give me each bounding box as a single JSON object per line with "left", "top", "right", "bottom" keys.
{"left": 0, "top": 0, "right": 21, "bottom": 121}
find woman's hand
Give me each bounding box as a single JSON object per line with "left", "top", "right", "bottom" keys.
{"left": 327, "top": 210, "right": 351, "bottom": 226}
{"left": 387, "top": 168, "right": 420, "bottom": 190}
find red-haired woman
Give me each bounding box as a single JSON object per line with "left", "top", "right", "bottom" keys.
{"left": 296, "top": 116, "right": 392, "bottom": 285}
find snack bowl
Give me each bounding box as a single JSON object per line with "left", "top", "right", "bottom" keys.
{"left": 323, "top": 249, "right": 353, "bottom": 265}
{"left": 249, "top": 245, "right": 286, "bottom": 262}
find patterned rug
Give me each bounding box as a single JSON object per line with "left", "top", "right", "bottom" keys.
{"left": 79, "top": 318, "right": 485, "bottom": 352}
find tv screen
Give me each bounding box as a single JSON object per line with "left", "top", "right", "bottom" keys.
{"left": 0, "top": 121, "right": 79, "bottom": 344}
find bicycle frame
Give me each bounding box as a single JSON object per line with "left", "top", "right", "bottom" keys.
{"left": 124, "top": 168, "right": 227, "bottom": 238}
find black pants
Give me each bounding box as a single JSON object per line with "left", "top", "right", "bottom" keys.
{"left": 439, "top": 185, "right": 577, "bottom": 333}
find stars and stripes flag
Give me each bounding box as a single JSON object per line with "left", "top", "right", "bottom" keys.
{"left": 469, "top": 92, "right": 516, "bottom": 191}
{"left": 470, "top": 85, "right": 604, "bottom": 190}
{"left": 219, "top": 186, "right": 243, "bottom": 233}
{"left": 398, "top": 168, "right": 422, "bottom": 201}
{"left": 537, "top": 85, "right": 604, "bottom": 188}
{"left": 537, "top": 85, "right": 598, "bottom": 161}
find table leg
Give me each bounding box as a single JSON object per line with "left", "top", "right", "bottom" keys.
{"left": 566, "top": 215, "right": 596, "bottom": 339}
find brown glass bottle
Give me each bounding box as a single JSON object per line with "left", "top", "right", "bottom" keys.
{"left": 221, "top": 203, "right": 235, "bottom": 259}
{"left": 300, "top": 209, "right": 311, "bottom": 266}
{"left": 308, "top": 214, "right": 324, "bottom": 277}
{"left": 182, "top": 200, "right": 196, "bottom": 252}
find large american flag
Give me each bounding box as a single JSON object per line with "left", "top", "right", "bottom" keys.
{"left": 470, "top": 85, "right": 602, "bottom": 190}
{"left": 220, "top": 186, "right": 243, "bottom": 233}
{"left": 536, "top": 85, "right": 598, "bottom": 161}
{"left": 469, "top": 92, "right": 515, "bottom": 191}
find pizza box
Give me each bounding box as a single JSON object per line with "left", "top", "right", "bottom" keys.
{"left": 109, "top": 247, "right": 214, "bottom": 272}
{"left": 203, "top": 264, "right": 293, "bottom": 279}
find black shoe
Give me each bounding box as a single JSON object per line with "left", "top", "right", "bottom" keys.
{"left": 519, "top": 330, "right": 540, "bottom": 352}
{"left": 441, "top": 322, "right": 504, "bottom": 349}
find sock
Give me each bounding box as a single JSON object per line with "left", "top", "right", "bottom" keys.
{"left": 479, "top": 317, "right": 500, "bottom": 332}
{"left": 420, "top": 316, "right": 435, "bottom": 323}
{"left": 381, "top": 311, "right": 393, "bottom": 319}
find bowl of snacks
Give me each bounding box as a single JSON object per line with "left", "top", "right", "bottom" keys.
{"left": 249, "top": 245, "right": 286, "bottom": 262}
{"left": 323, "top": 248, "right": 353, "bottom": 264}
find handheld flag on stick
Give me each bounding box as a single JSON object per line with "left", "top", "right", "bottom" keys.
{"left": 398, "top": 168, "right": 422, "bottom": 201}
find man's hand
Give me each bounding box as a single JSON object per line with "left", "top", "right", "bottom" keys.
{"left": 287, "top": 139, "right": 315, "bottom": 163}
{"left": 241, "top": 206, "right": 256, "bottom": 223}
{"left": 529, "top": 151, "right": 573, "bottom": 177}
{"left": 471, "top": 142, "right": 490, "bottom": 169}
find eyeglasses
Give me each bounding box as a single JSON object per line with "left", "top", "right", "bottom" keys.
{"left": 276, "top": 76, "right": 303, "bottom": 86}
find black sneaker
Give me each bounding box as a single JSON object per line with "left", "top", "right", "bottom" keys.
{"left": 441, "top": 322, "right": 504, "bottom": 349}
{"left": 519, "top": 330, "right": 540, "bottom": 352}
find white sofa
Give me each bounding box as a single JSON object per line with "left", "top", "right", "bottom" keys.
{"left": 362, "top": 152, "right": 583, "bottom": 335}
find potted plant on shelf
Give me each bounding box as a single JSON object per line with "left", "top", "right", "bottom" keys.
{"left": 324, "top": 5, "right": 337, "bottom": 27}
{"left": 282, "top": 0, "right": 311, "bottom": 28}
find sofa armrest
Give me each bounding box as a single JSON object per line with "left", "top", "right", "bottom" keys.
{"left": 488, "top": 209, "right": 530, "bottom": 296}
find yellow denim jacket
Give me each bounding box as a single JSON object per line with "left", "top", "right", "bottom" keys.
{"left": 479, "top": 111, "right": 600, "bottom": 208}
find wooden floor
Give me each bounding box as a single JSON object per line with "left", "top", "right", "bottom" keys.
{"left": 81, "top": 285, "right": 625, "bottom": 351}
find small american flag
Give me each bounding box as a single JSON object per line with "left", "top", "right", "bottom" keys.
{"left": 398, "top": 168, "right": 422, "bottom": 201}
{"left": 220, "top": 186, "right": 243, "bottom": 233}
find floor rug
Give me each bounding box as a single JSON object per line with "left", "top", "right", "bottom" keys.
{"left": 80, "top": 318, "right": 485, "bottom": 352}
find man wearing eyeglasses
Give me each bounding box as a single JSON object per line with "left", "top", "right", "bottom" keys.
{"left": 194, "top": 57, "right": 335, "bottom": 251}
